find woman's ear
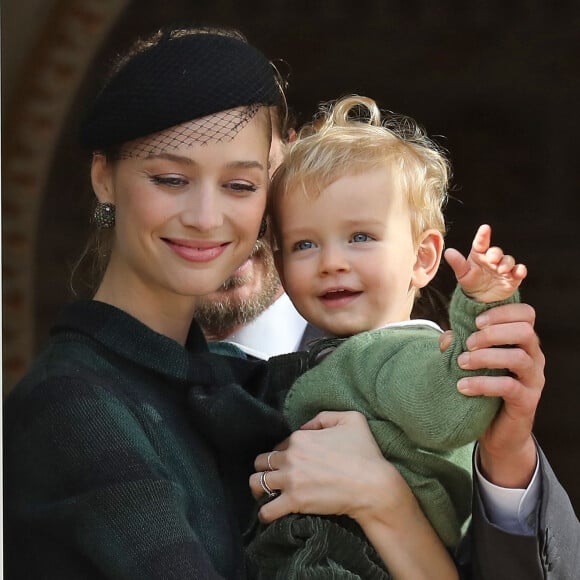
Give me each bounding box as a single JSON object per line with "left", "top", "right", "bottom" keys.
{"left": 90, "top": 154, "right": 115, "bottom": 204}
{"left": 411, "top": 229, "right": 444, "bottom": 289}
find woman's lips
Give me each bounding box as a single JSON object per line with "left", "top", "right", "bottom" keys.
{"left": 163, "top": 238, "right": 230, "bottom": 263}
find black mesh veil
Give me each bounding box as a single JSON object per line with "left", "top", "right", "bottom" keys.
{"left": 118, "top": 104, "right": 263, "bottom": 159}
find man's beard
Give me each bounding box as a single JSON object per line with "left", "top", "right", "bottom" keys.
{"left": 193, "top": 239, "right": 281, "bottom": 338}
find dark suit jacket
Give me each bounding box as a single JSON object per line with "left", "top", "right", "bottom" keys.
{"left": 470, "top": 445, "right": 580, "bottom": 579}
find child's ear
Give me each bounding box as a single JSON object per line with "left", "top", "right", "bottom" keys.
{"left": 91, "top": 154, "right": 116, "bottom": 204}
{"left": 411, "top": 230, "right": 444, "bottom": 289}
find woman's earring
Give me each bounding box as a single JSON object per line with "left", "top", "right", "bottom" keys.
{"left": 93, "top": 202, "right": 116, "bottom": 229}
{"left": 258, "top": 217, "right": 267, "bottom": 239}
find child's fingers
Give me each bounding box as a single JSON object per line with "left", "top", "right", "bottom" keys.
{"left": 496, "top": 253, "right": 516, "bottom": 274}
{"left": 513, "top": 263, "right": 528, "bottom": 281}
{"left": 484, "top": 246, "right": 505, "bottom": 266}
{"left": 472, "top": 224, "right": 492, "bottom": 254}
{"left": 444, "top": 247, "right": 469, "bottom": 280}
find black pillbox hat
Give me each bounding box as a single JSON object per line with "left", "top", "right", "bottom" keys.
{"left": 80, "top": 32, "right": 281, "bottom": 150}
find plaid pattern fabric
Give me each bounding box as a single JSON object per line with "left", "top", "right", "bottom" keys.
{"left": 4, "top": 300, "right": 302, "bottom": 579}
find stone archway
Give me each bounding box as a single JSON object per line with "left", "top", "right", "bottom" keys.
{"left": 2, "top": 0, "right": 130, "bottom": 394}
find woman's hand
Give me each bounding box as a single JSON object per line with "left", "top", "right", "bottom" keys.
{"left": 250, "top": 410, "right": 394, "bottom": 523}
{"left": 440, "top": 302, "right": 543, "bottom": 487}
{"left": 250, "top": 411, "right": 459, "bottom": 580}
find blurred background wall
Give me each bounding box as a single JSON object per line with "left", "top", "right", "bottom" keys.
{"left": 3, "top": 0, "right": 579, "bottom": 511}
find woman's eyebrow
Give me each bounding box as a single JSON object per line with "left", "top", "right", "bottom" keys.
{"left": 145, "top": 152, "right": 195, "bottom": 165}
{"left": 225, "top": 160, "right": 265, "bottom": 171}
{"left": 143, "top": 154, "right": 264, "bottom": 171}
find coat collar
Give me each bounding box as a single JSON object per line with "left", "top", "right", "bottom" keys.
{"left": 51, "top": 299, "right": 210, "bottom": 383}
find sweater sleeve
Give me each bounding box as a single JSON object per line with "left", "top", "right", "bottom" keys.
{"left": 4, "top": 375, "right": 228, "bottom": 580}
{"left": 285, "top": 286, "right": 518, "bottom": 451}
{"left": 371, "top": 286, "right": 518, "bottom": 450}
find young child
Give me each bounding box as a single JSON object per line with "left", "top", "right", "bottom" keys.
{"left": 246, "top": 95, "right": 527, "bottom": 578}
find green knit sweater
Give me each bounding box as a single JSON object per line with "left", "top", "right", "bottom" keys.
{"left": 4, "top": 300, "right": 302, "bottom": 579}
{"left": 247, "top": 287, "right": 517, "bottom": 579}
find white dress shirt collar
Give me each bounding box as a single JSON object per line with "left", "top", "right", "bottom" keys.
{"left": 224, "top": 293, "right": 308, "bottom": 360}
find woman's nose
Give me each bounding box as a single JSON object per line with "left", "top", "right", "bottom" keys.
{"left": 181, "top": 189, "right": 223, "bottom": 232}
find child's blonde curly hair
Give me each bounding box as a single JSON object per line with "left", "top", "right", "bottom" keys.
{"left": 268, "top": 95, "right": 450, "bottom": 247}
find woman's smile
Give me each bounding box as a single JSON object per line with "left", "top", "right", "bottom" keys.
{"left": 162, "top": 237, "right": 230, "bottom": 263}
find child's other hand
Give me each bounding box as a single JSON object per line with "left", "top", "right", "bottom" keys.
{"left": 444, "top": 224, "right": 527, "bottom": 303}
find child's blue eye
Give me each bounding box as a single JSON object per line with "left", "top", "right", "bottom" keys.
{"left": 351, "top": 233, "right": 372, "bottom": 243}
{"left": 294, "top": 240, "right": 315, "bottom": 251}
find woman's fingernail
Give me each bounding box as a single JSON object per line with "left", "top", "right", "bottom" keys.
{"left": 458, "top": 353, "right": 470, "bottom": 368}
{"left": 458, "top": 379, "right": 473, "bottom": 394}
{"left": 476, "top": 313, "right": 488, "bottom": 327}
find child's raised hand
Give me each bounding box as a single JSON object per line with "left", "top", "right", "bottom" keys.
{"left": 444, "top": 224, "right": 527, "bottom": 303}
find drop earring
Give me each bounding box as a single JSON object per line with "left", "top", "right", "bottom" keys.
{"left": 258, "top": 217, "right": 267, "bottom": 239}
{"left": 93, "top": 202, "right": 116, "bottom": 229}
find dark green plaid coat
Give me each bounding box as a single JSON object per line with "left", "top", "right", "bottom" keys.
{"left": 4, "top": 300, "right": 303, "bottom": 579}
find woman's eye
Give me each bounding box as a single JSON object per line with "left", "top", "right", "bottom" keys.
{"left": 294, "top": 240, "right": 315, "bottom": 251}
{"left": 150, "top": 175, "right": 188, "bottom": 188}
{"left": 351, "top": 233, "right": 372, "bottom": 243}
{"left": 227, "top": 182, "right": 258, "bottom": 193}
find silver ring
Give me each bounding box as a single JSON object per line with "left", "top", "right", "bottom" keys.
{"left": 259, "top": 470, "right": 279, "bottom": 499}
{"left": 267, "top": 450, "right": 279, "bottom": 471}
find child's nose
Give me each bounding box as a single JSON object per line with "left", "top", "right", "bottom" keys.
{"left": 319, "top": 246, "right": 350, "bottom": 275}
